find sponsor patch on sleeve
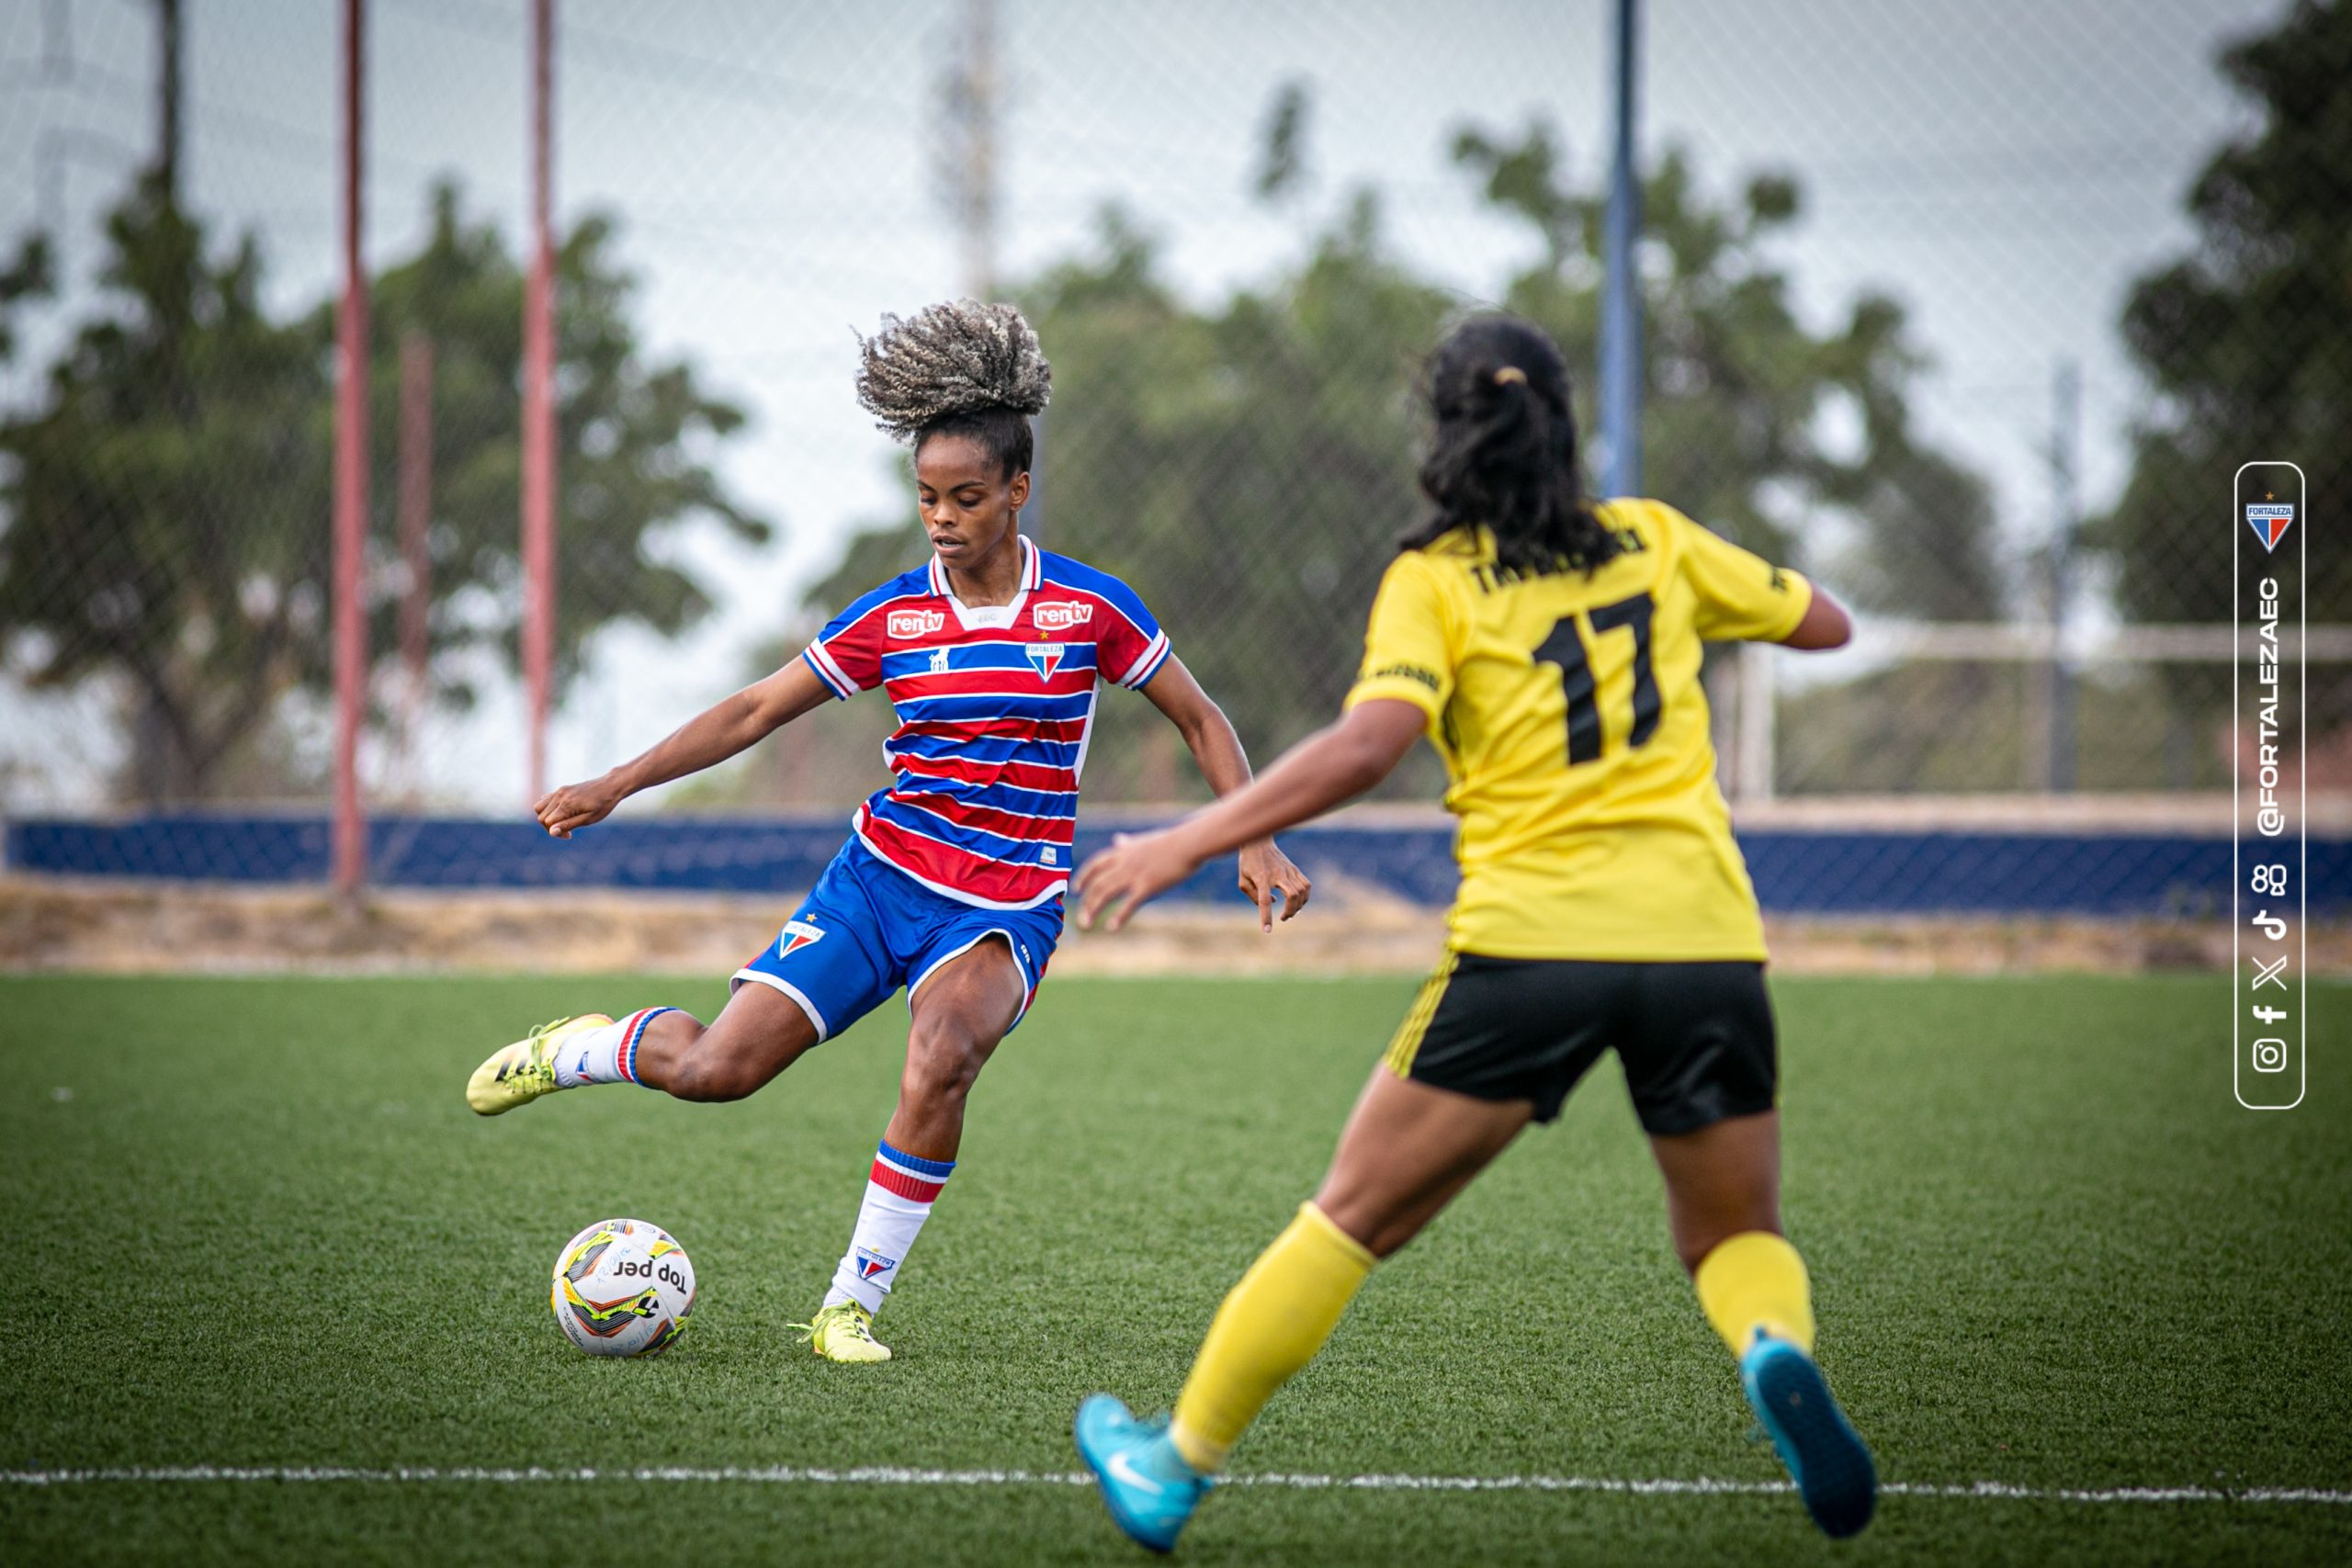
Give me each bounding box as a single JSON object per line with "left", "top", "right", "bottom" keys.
{"left": 1367, "top": 661, "right": 1442, "bottom": 692}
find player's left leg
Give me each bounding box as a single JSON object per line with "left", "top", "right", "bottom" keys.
{"left": 801, "top": 927, "right": 1038, "bottom": 1364}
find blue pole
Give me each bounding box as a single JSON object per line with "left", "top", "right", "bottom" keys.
{"left": 1599, "top": 0, "right": 1643, "bottom": 500}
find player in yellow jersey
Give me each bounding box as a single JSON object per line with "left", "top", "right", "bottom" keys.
{"left": 1069, "top": 315, "right": 1873, "bottom": 1550}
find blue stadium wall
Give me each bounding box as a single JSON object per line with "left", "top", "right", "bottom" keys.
{"left": 8, "top": 813, "right": 2344, "bottom": 917}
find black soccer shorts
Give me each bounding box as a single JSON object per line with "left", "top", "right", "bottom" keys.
{"left": 1382, "top": 954, "right": 1777, "bottom": 1134}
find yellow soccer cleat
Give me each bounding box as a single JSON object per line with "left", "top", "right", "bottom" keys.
{"left": 465, "top": 1014, "right": 613, "bottom": 1116}
{"left": 794, "top": 1301, "right": 892, "bottom": 1364}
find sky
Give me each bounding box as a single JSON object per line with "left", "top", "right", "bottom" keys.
{"left": 0, "top": 0, "right": 2285, "bottom": 810}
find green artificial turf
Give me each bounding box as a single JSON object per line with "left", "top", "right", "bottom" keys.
{"left": 2, "top": 972, "right": 2348, "bottom": 1565}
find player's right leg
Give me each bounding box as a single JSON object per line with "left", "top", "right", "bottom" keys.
{"left": 1077, "top": 1066, "right": 1529, "bottom": 1552}
{"left": 463, "top": 985, "right": 820, "bottom": 1115}
{"left": 1626, "top": 962, "right": 1876, "bottom": 1540}
{"left": 465, "top": 845, "right": 892, "bottom": 1116}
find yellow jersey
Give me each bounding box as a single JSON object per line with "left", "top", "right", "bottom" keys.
{"left": 1342, "top": 499, "right": 1811, "bottom": 962}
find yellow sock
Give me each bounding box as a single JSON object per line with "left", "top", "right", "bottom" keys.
{"left": 1693, "top": 1231, "right": 1816, "bottom": 1357}
{"left": 1168, "top": 1202, "right": 1374, "bottom": 1472}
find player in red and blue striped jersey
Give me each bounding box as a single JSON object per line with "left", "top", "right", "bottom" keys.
{"left": 800, "top": 536, "right": 1171, "bottom": 910}
{"left": 464, "top": 302, "right": 1311, "bottom": 1364}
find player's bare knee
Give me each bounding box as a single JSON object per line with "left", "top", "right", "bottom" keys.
{"left": 903, "top": 1047, "right": 983, "bottom": 1107}
{"left": 902, "top": 1027, "right": 991, "bottom": 1106}
{"left": 666, "top": 1043, "right": 759, "bottom": 1103}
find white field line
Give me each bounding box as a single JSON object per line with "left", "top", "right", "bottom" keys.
{"left": 0, "top": 1466, "right": 2346, "bottom": 1506}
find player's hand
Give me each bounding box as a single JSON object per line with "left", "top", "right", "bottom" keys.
{"left": 1073, "top": 829, "right": 1204, "bottom": 933}
{"left": 1237, "top": 840, "right": 1312, "bottom": 932}
{"left": 534, "top": 774, "right": 625, "bottom": 839}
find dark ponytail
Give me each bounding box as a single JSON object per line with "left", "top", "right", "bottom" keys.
{"left": 1404, "top": 315, "right": 1621, "bottom": 578}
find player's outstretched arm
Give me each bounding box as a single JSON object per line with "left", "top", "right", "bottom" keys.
{"left": 1137, "top": 656, "right": 1313, "bottom": 930}
{"left": 533, "top": 659, "right": 832, "bottom": 839}
{"left": 1075, "top": 698, "right": 1425, "bottom": 931}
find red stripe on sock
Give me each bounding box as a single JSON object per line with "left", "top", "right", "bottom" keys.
{"left": 868, "top": 1160, "right": 944, "bottom": 1203}
{"left": 615, "top": 1010, "right": 650, "bottom": 1083}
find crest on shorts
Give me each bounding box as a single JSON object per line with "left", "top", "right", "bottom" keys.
{"left": 2246, "top": 501, "right": 2295, "bottom": 553}
{"left": 778, "top": 919, "right": 825, "bottom": 958}
{"left": 1026, "top": 642, "right": 1067, "bottom": 681}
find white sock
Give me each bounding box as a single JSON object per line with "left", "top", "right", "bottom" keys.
{"left": 823, "top": 1140, "right": 956, "bottom": 1314}
{"left": 550, "top": 1007, "right": 677, "bottom": 1088}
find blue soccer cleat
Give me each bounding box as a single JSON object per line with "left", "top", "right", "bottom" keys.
{"left": 1740, "top": 1333, "right": 1878, "bottom": 1539}
{"left": 1075, "top": 1394, "right": 1211, "bottom": 1554}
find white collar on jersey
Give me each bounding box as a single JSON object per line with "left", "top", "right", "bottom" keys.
{"left": 928, "top": 533, "right": 1043, "bottom": 631}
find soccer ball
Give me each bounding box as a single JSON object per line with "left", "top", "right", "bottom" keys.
{"left": 550, "top": 1218, "right": 695, "bottom": 1357}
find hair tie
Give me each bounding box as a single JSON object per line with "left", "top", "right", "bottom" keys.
{"left": 1492, "top": 366, "right": 1527, "bottom": 387}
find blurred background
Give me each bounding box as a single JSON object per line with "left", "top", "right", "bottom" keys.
{"left": 1, "top": 0, "right": 2345, "bottom": 955}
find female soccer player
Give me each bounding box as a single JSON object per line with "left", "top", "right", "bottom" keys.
{"left": 465, "top": 301, "right": 1310, "bottom": 1364}
{"left": 1069, "top": 315, "right": 1874, "bottom": 1546}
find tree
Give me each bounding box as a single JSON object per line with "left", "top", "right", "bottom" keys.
{"left": 807, "top": 197, "right": 1453, "bottom": 799}
{"left": 2098, "top": 0, "right": 2350, "bottom": 642}
{"left": 0, "top": 175, "right": 769, "bottom": 803}
{"left": 1456, "top": 122, "right": 2003, "bottom": 617}
{"left": 799, "top": 102, "right": 1999, "bottom": 802}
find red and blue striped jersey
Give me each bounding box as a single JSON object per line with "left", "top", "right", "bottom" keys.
{"left": 799, "top": 536, "right": 1173, "bottom": 909}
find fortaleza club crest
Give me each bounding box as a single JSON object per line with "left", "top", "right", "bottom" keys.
{"left": 777, "top": 919, "right": 825, "bottom": 958}
{"left": 854, "top": 1247, "right": 896, "bottom": 1280}
{"left": 1026, "top": 642, "right": 1067, "bottom": 681}
{"left": 2246, "top": 500, "right": 2295, "bottom": 553}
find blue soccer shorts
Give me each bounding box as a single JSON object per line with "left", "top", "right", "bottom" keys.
{"left": 731, "top": 838, "right": 1062, "bottom": 1043}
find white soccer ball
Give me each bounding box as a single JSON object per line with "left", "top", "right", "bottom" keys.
{"left": 549, "top": 1218, "right": 695, "bottom": 1358}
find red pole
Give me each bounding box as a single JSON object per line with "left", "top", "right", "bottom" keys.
{"left": 332, "top": 0, "right": 369, "bottom": 893}
{"left": 397, "top": 331, "right": 434, "bottom": 800}
{"left": 521, "top": 0, "right": 557, "bottom": 803}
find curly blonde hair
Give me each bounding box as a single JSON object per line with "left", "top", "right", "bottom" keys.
{"left": 854, "top": 299, "right": 1051, "bottom": 445}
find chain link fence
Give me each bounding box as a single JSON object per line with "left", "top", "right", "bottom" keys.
{"left": 3, "top": 0, "right": 2345, "bottom": 912}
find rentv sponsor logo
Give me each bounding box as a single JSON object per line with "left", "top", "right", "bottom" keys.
{"left": 888, "top": 609, "right": 946, "bottom": 638}
{"left": 1033, "top": 601, "right": 1094, "bottom": 633}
